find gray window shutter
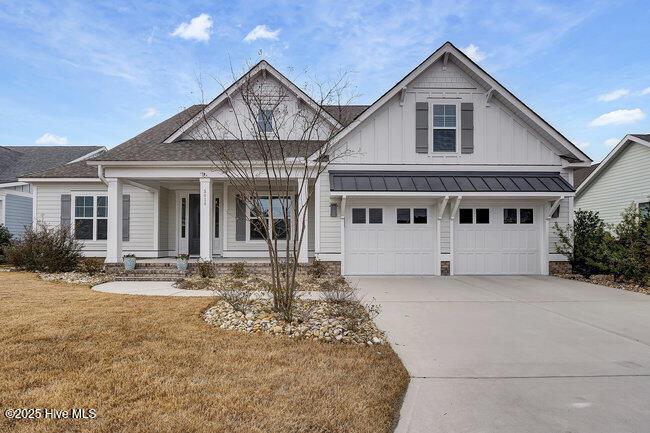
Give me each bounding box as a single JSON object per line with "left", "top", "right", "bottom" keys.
{"left": 235, "top": 196, "right": 246, "bottom": 241}
{"left": 60, "top": 194, "right": 71, "bottom": 227}
{"left": 415, "top": 102, "right": 429, "bottom": 154}
{"left": 461, "top": 102, "right": 474, "bottom": 154}
{"left": 122, "top": 194, "right": 130, "bottom": 242}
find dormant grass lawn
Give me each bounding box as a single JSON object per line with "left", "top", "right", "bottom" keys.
{"left": 0, "top": 271, "right": 408, "bottom": 433}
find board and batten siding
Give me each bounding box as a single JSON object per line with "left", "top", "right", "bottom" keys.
{"left": 4, "top": 194, "right": 32, "bottom": 238}
{"left": 576, "top": 142, "right": 650, "bottom": 225}
{"left": 335, "top": 60, "right": 562, "bottom": 166}
{"left": 33, "top": 182, "right": 157, "bottom": 257}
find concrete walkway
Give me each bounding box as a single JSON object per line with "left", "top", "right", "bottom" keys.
{"left": 93, "top": 280, "right": 322, "bottom": 300}
{"left": 352, "top": 275, "right": 650, "bottom": 433}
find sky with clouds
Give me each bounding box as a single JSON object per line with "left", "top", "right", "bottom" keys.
{"left": 0, "top": 0, "right": 649, "bottom": 161}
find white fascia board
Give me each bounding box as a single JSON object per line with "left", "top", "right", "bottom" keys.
{"left": 18, "top": 177, "right": 102, "bottom": 183}
{"left": 327, "top": 163, "right": 565, "bottom": 172}
{"left": 164, "top": 61, "right": 341, "bottom": 143}
{"left": 576, "top": 135, "right": 650, "bottom": 197}
{"left": 0, "top": 181, "right": 28, "bottom": 188}
{"left": 67, "top": 147, "right": 108, "bottom": 164}
{"left": 329, "top": 191, "right": 573, "bottom": 198}
{"left": 329, "top": 42, "right": 590, "bottom": 163}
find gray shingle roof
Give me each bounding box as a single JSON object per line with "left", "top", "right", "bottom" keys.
{"left": 573, "top": 163, "right": 600, "bottom": 188}
{"left": 630, "top": 134, "right": 650, "bottom": 141}
{"left": 329, "top": 171, "right": 575, "bottom": 193}
{"left": 0, "top": 145, "right": 104, "bottom": 183}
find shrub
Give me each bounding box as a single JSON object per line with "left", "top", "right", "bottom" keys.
{"left": 194, "top": 260, "right": 216, "bottom": 278}
{"left": 77, "top": 258, "right": 104, "bottom": 275}
{"left": 610, "top": 205, "right": 650, "bottom": 285}
{"left": 229, "top": 261, "right": 248, "bottom": 279}
{"left": 5, "top": 222, "right": 82, "bottom": 272}
{"left": 214, "top": 277, "right": 254, "bottom": 313}
{"left": 320, "top": 276, "right": 357, "bottom": 303}
{"left": 307, "top": 259, "right": 327, "bottom": 278}
{"left": 175, "top": 276, "right": 211, "bottom": 290}
{"left": 0, "top": 223, "right": 12, "bottom": 252}
{"left": 554, "top": 210, "right": 613, "bottom": 278}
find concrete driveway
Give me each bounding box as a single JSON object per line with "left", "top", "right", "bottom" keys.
{"left": 352, "top": 275, "right": 650, "bottom": 433}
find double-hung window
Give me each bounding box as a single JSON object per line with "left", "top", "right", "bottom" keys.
{"left": 74, "top": 195, "right": 107, "bottom": 240}
{"left": 249, "top": 196, "right": 291, "bottom": 241}
{"left": 432, "top": 104, "right": 457, "bottom": 152}
{"left": 638, "top": 201, "right": 650, "bottom": 218}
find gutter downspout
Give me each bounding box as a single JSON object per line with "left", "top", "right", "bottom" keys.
{"left": 98, "top": 164, "right": 108, "bottom": 186}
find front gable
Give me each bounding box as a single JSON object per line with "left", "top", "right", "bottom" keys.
{"left": 167, "top": 61, "right": 340, "bottom": 144}
{"left": 333, "top": 42, "right": 590, "bottom": 167}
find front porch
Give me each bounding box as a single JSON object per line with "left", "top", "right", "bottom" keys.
{"left": 102, "top": 176, "right": 314, "bottom": 264}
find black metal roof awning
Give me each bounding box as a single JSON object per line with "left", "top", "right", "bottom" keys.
{"left": 329, "top": 171, "right": 574, "bottom": 194}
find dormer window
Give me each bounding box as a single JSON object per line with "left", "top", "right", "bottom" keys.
{"left": 257, "top": 109, "right": 273, "bottom": 132}
{"left": 432, "top": 104, "right": 457, "bottom": 152}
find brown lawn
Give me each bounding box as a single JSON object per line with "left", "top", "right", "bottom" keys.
{"left": 0, "top": 272, "right": 409, "bottom": 433}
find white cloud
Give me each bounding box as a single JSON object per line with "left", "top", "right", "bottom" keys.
{"left": 597, "top": 88, "right": 629, "bottom": 102}
{"left": 461, "top": 44, "right": 487, "bottom": 63}
{"left": 604, "top": 137, "right": 620, "bottom": 148}
{"left": 35, "top": 133, "right": 68, "bottom": 145}
{"left": 171, "top": 13, "right": 212, "bottom": 42}
{"left": 142, "top": 107, "right": 158, "bottom": 118}
{"left": 641, "top": 87, "right": 650, "bottom": 96}
{"left": 589, "top": 108, "right": 645, "bottom": 127}
{"left": 243, "top": 25, "right": 281, "bottom": 42}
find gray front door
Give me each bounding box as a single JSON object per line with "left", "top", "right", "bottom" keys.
{"left": 188, "top": 194, "right": 200, "bottom": 255}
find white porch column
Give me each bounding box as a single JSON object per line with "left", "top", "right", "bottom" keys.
{"left": 106, "top": 178, "right": 123, "bottom": 263}
{"left": 297, "top": 184, "right": 309, "bottom": 264}
{"left": 199, "top": 177, "right": 213, "bottom": 261}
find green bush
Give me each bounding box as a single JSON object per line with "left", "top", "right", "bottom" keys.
{"left": 0, "top": 223, "right": 12, "bottom": 257}
{"left": 610, "top": 205, "right": 650, "bottom": 285}
{"left": 5, "top": 222, "right": 82, "bottom": 272}
{"left": 555, "top": 210, "right": 613, "bottom": 278}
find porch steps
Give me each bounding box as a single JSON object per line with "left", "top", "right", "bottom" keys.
{"left": 106, "top": 263, "right": 188, "bottom": 282}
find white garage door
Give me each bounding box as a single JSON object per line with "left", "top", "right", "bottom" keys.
{"left": 454, "top": 205, "right": 541, "bottom": 275}
{"left": 345, "top": 204, "right": 435, "bottom": 275}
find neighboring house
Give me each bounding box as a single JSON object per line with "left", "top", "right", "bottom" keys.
{"left": 575, "top": 134, "right": 650, "bottom": 224}
{"left": 20, "top": 42, "right": 591, "bottom": 275}
{"left": 0, "top": 145, "right": 105, "bottom": 238}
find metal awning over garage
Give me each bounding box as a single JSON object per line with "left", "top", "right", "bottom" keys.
{"left": 329, "top": 171, "right": 574, "bottom": 194}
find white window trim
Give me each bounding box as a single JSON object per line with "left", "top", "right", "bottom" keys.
{"left": 635, "top": 198, "right": 650, "bottom": 215}
{"left": 71, "top": 193, "right": 108, "bottom": 241}
{"left": 246, "top": 195, "right": 293, "bottom": 243}
{"left": 428, "top": 99, "right": 461, "bottom": 156}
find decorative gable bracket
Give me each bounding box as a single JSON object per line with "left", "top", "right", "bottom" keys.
{"left": 485, "top": 88, "right": 496, "bottom": 107}
{"left": 399, "top": 87, "right": 407, "bottom": 107}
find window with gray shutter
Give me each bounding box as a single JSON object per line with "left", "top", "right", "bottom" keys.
{"left": 461, "top": 102, "right": 474, "bottom": 154}
{"left": 122, "top": 195, "right": 130, "bottom": 241}
{"left": 415, "top": 102, "right": 428, "bottom": 154}
{"left": 235, "top": 196, "right": 246, "bottom": 241}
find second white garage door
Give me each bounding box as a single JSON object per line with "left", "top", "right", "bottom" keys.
{"left": 454, "top": 205, "right": 542, "bottom": 275}
{"left": 345, "top": 204, "right": 435, "bottom": 275}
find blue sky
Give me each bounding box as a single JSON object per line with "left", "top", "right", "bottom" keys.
{"left": 1, "top": 0, "right": 649, "bottom": 161}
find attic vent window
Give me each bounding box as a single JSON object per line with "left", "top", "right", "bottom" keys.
{"left": 257, "top": 109, "right": 273, "bottom": 132}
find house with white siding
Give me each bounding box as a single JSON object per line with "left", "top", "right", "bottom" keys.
{"left": 20, "top": 42, "right": 592, "bottom": 275}
{"left": 575, "top": 134, "right": 650, "bottom": 224}
{"left": 0, "top": 145, "right": 105, "bottom": 238}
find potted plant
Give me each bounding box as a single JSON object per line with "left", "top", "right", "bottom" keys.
{"left": 123, "top": 254, "right": 136, "bottom": 271}
{"left": 176, "top": 254, "right": 189, "bottom": 271}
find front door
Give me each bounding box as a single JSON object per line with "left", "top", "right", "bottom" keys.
{"left": 188, "top": 194, "right": 200, "bottom": 255}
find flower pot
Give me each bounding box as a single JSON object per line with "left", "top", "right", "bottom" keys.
{"left": 123, "top": 256, "right": 136, "bottom": 271}
{"left": 176, "top": 258, "right": 188, "bottom": 271}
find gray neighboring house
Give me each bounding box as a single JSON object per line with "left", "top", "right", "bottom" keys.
{"left": 575, "top": 134, "right": 650, "bottom": 224}
{"left": 0, "top": 145, "right": 105, "bottom": 238}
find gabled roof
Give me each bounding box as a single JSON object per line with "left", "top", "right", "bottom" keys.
{"left": 0, "top": 145, "right": 104, "bottom": 183}
{"left": 330, "top": 41, "right": 591, "bottom": 163}
{"left": 573, "top": 163, "right": 600, "bottom": 188}
{"left": 164, "top": 60, "right": 344, "bottom": 143}
{"left": 576, "top": 134, "right": 650, "bottom": 196}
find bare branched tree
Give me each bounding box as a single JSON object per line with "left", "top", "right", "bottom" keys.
{"left": 186, "top": 60, "right": 356, "bottom": 319}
